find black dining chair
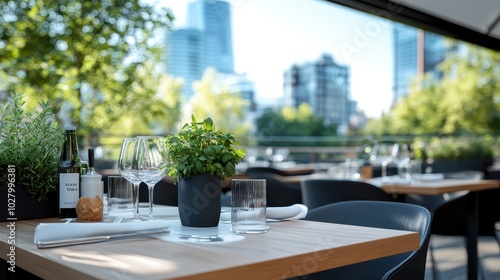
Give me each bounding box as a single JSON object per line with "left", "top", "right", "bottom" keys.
{"left": 301, "top": 179, "right": 397, "bottom": 210}
{"left": 245, "top": 166, "right": 290, "bottom": 176}
{"left": 139, "top": 177, "right": 178, "bottom": 206}
{"left": 405, "top": 170, "right": 483, "bottom": 213}
{"left": 426, "top": 188, "right": 500, "bottom": 279}
{"left": 495, "top": 222, "right": 500, "bottom": 248}
{"left": 221, "top": 173, "right": 302, "bottom": 207}
{"left": 404, "top": 171, "right": 500, "bottom": 279}
{"left": 303, "top": 201, "right": 431, "bottom": 280}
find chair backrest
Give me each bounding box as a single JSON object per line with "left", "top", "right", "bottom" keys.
{"left": 301, "top": 179, "right": 396, "bottom": 210}
{"left": 245, "top": 166, "right": 289, "bottom": 176}
{"left": 404, "top": 170, "right": 483, "bottom": 213}
{"left": 443, "top": 170, "right": 484, "bottom": 180}
{"left": 139, "top": 178, "right": 178, "bottom": 206}
{"left": 305, "top": 201, "right": 431, "bottom": 280}
{"left": 431, "top": 188, "right": 500, "bottom": 236}
{"left": 221, "top": 173, "right": 302, "bottom": 207}
{"left": 495, "top": 222, "right": 500, "bottom": 247}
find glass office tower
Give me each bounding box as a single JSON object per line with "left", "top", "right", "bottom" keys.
{"left": 188, "top": 0, "right": 234, "bottom": 73}
{"left": 166, "top": 0, "right": 234, "bottom": 98}
{"left": 393, "top": 23, "right": 449, "bottom": 104}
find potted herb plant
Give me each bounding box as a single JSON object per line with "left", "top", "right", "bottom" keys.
{"left": 164, "top": 115, "right": 245, "bottom": 227}
{"left": 0, "top": 93, "right": 64, "bottom": 220}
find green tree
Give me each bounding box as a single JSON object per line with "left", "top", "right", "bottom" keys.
{"left": 390, "top": 75, "right": 446, "bottom": 134}
{"left": 364, "top": 43, "right": 500, "bottom": 136}
{"left": 362, "top": 113, "right": 394, "bottom": 136}
{"left": 187, "top": 69, "right": 251, "bottom": 143}
{"left": 91, "top": 74, "right": 182, "bottom": 162}
{"left": 0, "top": 0, "right": 177, "bottom": 146}
{"left": 438, "top": 45, "right": 500, "bottom": 134}
{"left": 256, "top": 103, "right": 337, "bottom": 146}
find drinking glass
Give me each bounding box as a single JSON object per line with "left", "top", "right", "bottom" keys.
{"left": 393, "top": 143, "right": 411, "bottom": 164}
{"left": 117, "top": 138, "right": 142, "bottom": 220}
{"left": 374, "top": 144, "right": 393, "bottom": 181}
{"left": 134, "top": 136, "right": 167, "bottom": 220}
{"left": 394, "top": 143, "right": 411, "bottom": 180}
{"left": 231, "top": 179, "right": 268, "bottom": 233}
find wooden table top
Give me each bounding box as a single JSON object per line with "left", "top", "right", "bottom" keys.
{"left": 375, "top": 178, "right": 500, "bottom": 195}
{"left": 0, "top": 211, "right": 420, "bottom": 279}
{"left": 281, "top": 172, "right": 499, "bottom": 196}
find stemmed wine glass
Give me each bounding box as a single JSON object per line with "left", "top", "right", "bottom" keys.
{"left": 133, "top": 136, "right": 167, "bottom": 220}
{"left": 117, "top": 138, "right": 142, "bottom": 220}
{"left": 376, "top": 143, "right": 395, "bottom": 181}
{"left": 393, "top": 143, "right": 411, "bottom": 164}
{"left": 380, "top": 143, "right": 411, "bottom": 182}
{"left": 394, "top": 143, "right": 412, "bottom": 181}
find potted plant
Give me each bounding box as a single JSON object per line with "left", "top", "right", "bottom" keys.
{"left": 412, "top": 136, "right": 493, "bottom": 174}
{"left": 164, "top": 115, "right": 245, "bottom": 227}
{"left": 0, "top": 93, "right": 64, "bottom": 220}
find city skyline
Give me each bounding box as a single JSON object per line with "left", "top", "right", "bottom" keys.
{"left": 160, "top": 0, "right": 394, "bottom": 118}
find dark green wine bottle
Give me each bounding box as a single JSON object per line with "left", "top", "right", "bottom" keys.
{"left": 58, "top": 125, "right": 81, "bottom": 219}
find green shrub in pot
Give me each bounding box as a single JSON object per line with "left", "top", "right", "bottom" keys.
{"left": 164, "top": 115, "right": 246, "bottom": 227}
{"left": 412, "top": 137, "right": 493, "bottom": 161}
{"left": 164, "top": 115, "right": 246, "bottom": 183}
{"left": 412, "top": 136, "right": 494, "bottom": 174}
{"left": 0, "top": 93, "right": 64, "bottom": 201}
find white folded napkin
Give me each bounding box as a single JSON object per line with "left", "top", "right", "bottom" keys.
{"left": 34, "top": 220, "right": 170, "bottom": 244}
{"left": 220, "top": 204, "right": 308, "bottom": 222}
{"left": 266, "top": 204, "right": 308, "bottom": 220}
{"left": 419, "top": 173, "right": 445, "bottom": 181}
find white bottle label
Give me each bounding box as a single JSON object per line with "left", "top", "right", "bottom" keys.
{"left": 60, "top": 173, "right": 79, "bottom": 208}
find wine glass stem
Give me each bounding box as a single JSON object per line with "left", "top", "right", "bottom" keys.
{"left": 148, "top": 185, "right": 154, "bottom": 220}
{"left": 133, "top": 183, "right": 140, "bottom": 219}
{"left": 382, "top": 161, "right": 388, "bottom": 181}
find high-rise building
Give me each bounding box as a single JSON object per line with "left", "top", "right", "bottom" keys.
{"left": 283, "top": 54, "right": 352, "bottom": 135}
{"left": 166, "top": 29, "right": 205, "bottom": 98}
{"left": 166, "top": 0, "right": 234, "bottom": 99}
{"left": 187, "top": 0, "right": 234, "bottom": 73}
{"left": 393, "top": 23, "right": 450, "bottom": 104}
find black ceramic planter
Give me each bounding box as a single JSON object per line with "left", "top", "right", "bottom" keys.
{"left": 0, "top": 185, "right": 57, "bottom": 221}
{"left": 421, "top": 158, "right": 492, "bottom": 174}
{"left": 177, "top": 173, "right": 221, "bottom": 227}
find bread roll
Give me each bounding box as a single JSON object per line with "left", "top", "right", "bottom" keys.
{"left": 76, "top": 196, "right": 103, "bottom": 222}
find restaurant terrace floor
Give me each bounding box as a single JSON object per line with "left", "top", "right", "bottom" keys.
{"left": 426, "top": 235, "right": 500, "bottom": 279}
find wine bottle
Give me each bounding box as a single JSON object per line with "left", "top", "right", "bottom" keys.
{"left": 58, "top": 125, "right": 81, "bottom": 219}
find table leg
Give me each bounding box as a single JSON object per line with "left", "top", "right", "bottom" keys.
{"left": 466, "top": 192, "right": 479, "bottom": 280}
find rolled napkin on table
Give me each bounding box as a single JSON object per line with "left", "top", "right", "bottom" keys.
{"left": 34, "top": 220, "right": 170, "bottom": 247}
{"left": 220, "top": 204, "right": 308, "bottom": 222}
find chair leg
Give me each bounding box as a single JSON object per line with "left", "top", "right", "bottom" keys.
{"left": 429, "top": 236, "right": 440, "bottom": 280}
{"left": 495, "top": 230, "right": 500, "bottom": 249}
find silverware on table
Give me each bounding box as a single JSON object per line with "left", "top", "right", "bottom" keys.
{"left": 36, "top": 228, "right": 170, "bottom": 249}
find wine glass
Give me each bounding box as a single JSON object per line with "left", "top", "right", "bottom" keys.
{"left": 133, "top": 136, "right": 167, "bottom": 220}
{"left": 393, "top": 143, "right": 411, "bottom": 165}
{"left": 376, "top": 143, "right": 395, "bottom": 181}
{"left": 117, "top": 138, "right": 142, "bottom": 220}
{"left": 381, "top": 143, "right": 411, "bottom": 182}
{"left": 394, "top": 143, "right": 412, "bottom": 182}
